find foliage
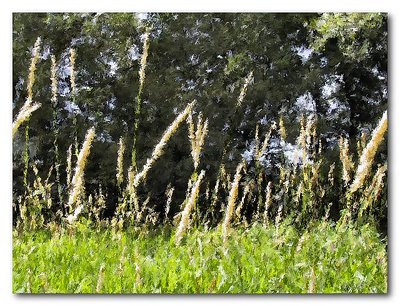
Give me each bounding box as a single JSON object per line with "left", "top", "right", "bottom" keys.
{"left": 310, "top": 13, "right": 385, "bottom": 62}
{"left": 307, "top": 13, "right": 387, "bottom": 140}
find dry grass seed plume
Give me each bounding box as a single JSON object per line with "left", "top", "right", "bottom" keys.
{"left": 96, "top": 263, "right": 105, "bottom": 293}
{"left": 12, "top": 37, "right": 42, "bottom": 138}
{"left": 31, "top": 164, "right": 53, "bottom": 209}
{"left": 279, "top": 115, "right": 287, "bottom": 141}
{"left": 50, "top": 55, "right": 58, "bottom": 105}
{"left": 263, "top": 181, "right": 273, "bottom": 226}
{"left": 255, "top": 124, "right": 260, "bottom": 154}
{"left": 349, "top": 110, "right": 387, "bottom": 193}
{"left": 222, "top": 160, "right": 245, "bottom": 242}
{"left": 236, "top": 71, "right": 254, "bottom": 107}
{"left": 175, "top": 170, "right": 206, "bottom": 245}
{"left": 257, "top": 123, "right": 276, "bottom": 160}
{"left": 126, "top": 101, "right": 194, "bottom": 222}
{"left": 187, "top": 112, "right": 209, "bottom": 171}
{"left": 69, "top": 48, "right": 77, "bottom": 96}
{"left": 235, "top": 183, "right": 251, "bottom": 222}
{"left": 131, "top": 29, "right": 150, "bottom": 171}
{"left": 133, "top": 100, "right": 195, "bottom": 187}
{"left": 339, "top": 136, "right": 354, "bottom": 186}
{"left": 138, "top": 31, "right": 150, "bottom": 93}
{"left": 66, "top": 127, "right": 96, "bottom": 222}
{"left": 296, "top": 115, "right": 307, "bottom": 164}
{"left": 66, "top": 144, "right": 73, "bottom": 188}
{"left": 27, "top": 37, "right": 41, "bottom": 101}
{"left": 69, "top": 48, "right": 80, "bottom": 159}
{"left": 51, "top": 54, "right": 64, "bottom": 207}
{"left": 358, "top": 162, "right": 387, "bottom": 218}
{"left": 12, "top": 103, "right": 41, "bottom": 138}
{"left": 116, "top": 137, "right": 126, "bottom": 188}
{"left": 165, "top": 183, "right": 174, "bottom": 221}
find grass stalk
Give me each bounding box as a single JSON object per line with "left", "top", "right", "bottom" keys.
{"left": 131, "top": 30, "right": 150, "bottom": 172}
{"left": 50, "top": 55, "right": 63, "bottom": 209}
{"left": 133, "top": 100, "right": 195, "bottom": 187}
{"left": 69, "top": 48, "right": 79, "bottom": 159}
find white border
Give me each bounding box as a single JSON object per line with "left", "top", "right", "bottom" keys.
{"left": 1, "top": 1, "right": 398, "bottom": 305}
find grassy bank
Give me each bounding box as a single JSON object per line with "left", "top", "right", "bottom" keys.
{"left": 13, "top": 219, "right": 387, "bottom": 294}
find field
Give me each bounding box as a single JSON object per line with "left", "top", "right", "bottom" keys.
{"left": 13, "top": 219, "right": 387, "bottom": 294}
{"left": 12, "top": 13, "right": 388, "bottom": 294}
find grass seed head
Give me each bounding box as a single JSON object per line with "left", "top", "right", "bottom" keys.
{"left": 138, "top": 31, "right": 150, "bottom": 93}
{"left": 188, "top": 112, "right": 209, "bottom": 170}
{"left": 175, "top": 170, "right": 206, "bottom": 245}
{"left": 165, "top": 183, "right": 174, "bottom": 221}
{"left": 349, "top": 110, "right": 387, "bottom": 193}
{"left": 12, "top": 102, "right": 41, "bottom": 138}
{"left": 134, "top": 100, "right": 195, "bottom": 187}
{"left": 235, "top": 183, "right": 251, "bottom": 222}
{"left": 116, "top": 137, "right": 126, "bottom": 188}
{"left": 222, "top": 161, "right": 244, "bottom": 242}
{"left": 50, "top": 55, "right": 58, "bottom": 106}
{"left": 27, "top": 37, "right": 41, "bottom": 102}
{"left": 69, "top": 48, "right": 77, "bottom": 96}
{"left": 96, "top": 263, "right": 105, "bottom": 293}
{"left": 236, "top": 71, "right": 253, "bottom": 107}
{"left": 263, "top": 181, "right": 273, "bottom": 226}
{"left": 257, "top": 123, "right": 276, "bottom": 160}
{"left": 339, "top": 136, "right": 354, "bottom": 186}
{"left": 67, "top": 127, "right": 96, "bottom": 217}
{"left": 279, "top": 115, "right": 287, "bottom": 141}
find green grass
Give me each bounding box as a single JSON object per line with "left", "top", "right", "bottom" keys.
{"left": 13, "top": 219, "right": 387, "bottom": 294}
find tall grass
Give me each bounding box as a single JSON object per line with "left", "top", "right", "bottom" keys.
{"left": 349, "top": 110, "right": 387, "bottom": 193}
{"left": 70, "top": 48, "right": 79, "bottom": 159}
{"left": 12, "top": 33, "right": 388, "bottom": 294}
{"left": 116, "top": 136, "right": 125, "bottom": 191}
{"left": 13, "top": 52, "right": 388, "bottom": 231}
{"left": 133, "top": 100, "right": 195, "bottom": 188}
{"left": 222, "top": 161, "right": 244, "bottom": 243}
{"left": 131, "top": 29, "right": 150, "bottom": 172}
{"left": 66, "top": 127, "right": 96, "bottom": 222}
{"left": 175, "top": 170, "right": 206, "bottom": 245}
{"left": 50, "top": 55, "right": 63, "bottom": 209}
{"left": 21, "top": 37, "right": 41, "bottom": 190}
{"left": 12, "top": 102, "right": 41, "bottom": 138}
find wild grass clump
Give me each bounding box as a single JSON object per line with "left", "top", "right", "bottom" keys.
{"left": 13, "top": 42, "right": 388, "bottom": 236}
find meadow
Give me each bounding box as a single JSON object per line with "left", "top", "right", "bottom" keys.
{"left": 12, "top": 14, "right": 388, "bottom": 294}
{"left": 13, "top": 220, "right": 387, "bottom": 294}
